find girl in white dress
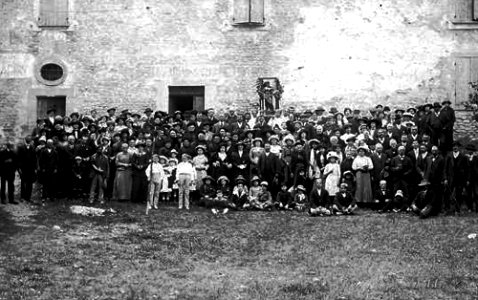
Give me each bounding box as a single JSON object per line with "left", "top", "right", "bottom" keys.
{"left": 323, "top": 151, "right": 341, "bottom": 202}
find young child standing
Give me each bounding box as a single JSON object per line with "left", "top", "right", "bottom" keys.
{"left": 159, "top": 156, "right": 171, "bottom": 202}
{"left": 167, "top": 158, "right": 178, "bottom": 203}
{"left": 145, "top": 154, "right": 164, "bottom": 210}
{"left": 323, "top": 152, "right": 341, "bottom": 205}
{"left": 176, "top": 154, "right": 195, "bottom": 210}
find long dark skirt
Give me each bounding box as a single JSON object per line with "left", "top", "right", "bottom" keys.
{"left": 355, "top": 171, "right": 373, "bottom": 203}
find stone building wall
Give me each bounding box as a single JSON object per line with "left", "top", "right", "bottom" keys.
{"left": 0, "top": 0, "right": 477, "bottom": 138}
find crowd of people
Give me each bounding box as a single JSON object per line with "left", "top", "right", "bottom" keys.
{"left": 1, "top": 100, "right": 477, "bottom": 218}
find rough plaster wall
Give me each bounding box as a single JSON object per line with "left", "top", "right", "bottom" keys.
{"left": 0, "top": 0, "right": 477, "bottom": 139}
{"left": 281, "top": 0, "right": 456, "bottom": 109}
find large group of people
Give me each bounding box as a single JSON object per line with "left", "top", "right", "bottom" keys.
{"left": 1, "top": 100, "right": 477, "bottom": 218}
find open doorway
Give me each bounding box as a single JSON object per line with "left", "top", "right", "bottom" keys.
{"left": 37, "top": 96, "right": 66, "bottom": 118}
{"left": 168, "top": 86, "right": 205, "bottom": 114}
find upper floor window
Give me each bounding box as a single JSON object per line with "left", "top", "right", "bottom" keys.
{"left": 233, "top": 0, "right": 264, "bottom": 25}
{"left": 453, "top": 0, "right": 478, "bottom": 22}
{"left": 38, "top": 0, "right": 69, "bottom": 28}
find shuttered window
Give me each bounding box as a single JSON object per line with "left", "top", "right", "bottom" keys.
{"left": 453, "top": 0, "right": 478, "bottom": 21}
{"left": 233, "top": 0, "right": 264, "bottom": 25}
{"left": 454, "top": 56, "right": 478, "bottom": 107}
{"left": 39, "top": 0, "right": 69, "bottom": 27}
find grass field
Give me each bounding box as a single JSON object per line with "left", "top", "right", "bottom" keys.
{"left": 1, "top": 200, "right": 478, "bottom": 300}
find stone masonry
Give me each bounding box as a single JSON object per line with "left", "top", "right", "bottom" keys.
{"left": 0, "top": 0, "right": 477, "bottom": 139}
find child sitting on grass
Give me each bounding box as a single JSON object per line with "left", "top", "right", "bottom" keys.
{"left": 211, "top": 176, "right": 232, "bottom": 215}
{"left": 247, "top": 176, "right": 262, "bottom": 209}
{"left": 333, "top": 183, "right": 357, "bottom": 215}
{"left": 290, "top": 185, "right": 308, "bottom": 211}
{"left": 198, "top": 175, "right": 216, "bottom": 207}
{"left": 275, "top": 183, "right": 293, "bottom": 210}
{"left": 231, "top": 176, "right": 249, "bottom": 209}
{"left": 309, "top": 178, "right": 331, "bottom": 216}
{"left": 251, "top": 181, "right": 274, "bottom": 210}
{"left": 374, "top": 180, "right": 393, "bottom": 212}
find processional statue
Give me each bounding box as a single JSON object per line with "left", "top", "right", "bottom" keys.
{"left": 256, "top": 77, "right": 283, "bottom": 111}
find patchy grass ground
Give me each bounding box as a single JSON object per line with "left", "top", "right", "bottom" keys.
{"left": 1, "top": 199, "right": 478, "bottom": 300}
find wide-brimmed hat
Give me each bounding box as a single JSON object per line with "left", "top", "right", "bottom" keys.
{"left": 252, "top": 137, "right": 263, "bottom": 145}
{"left": 74, "top": 156, "right": 82, "bottom": 161}
{"left": 159, "top": 155, "right": 168, "bottom": 162}
{"left": 217, "top": 176, "right": 230, "bottom": 183}
{"left": 144, "top": 108, "right": 153, "bottom": 113}
{"left": 433, "top": 102, "right": 442, "bottom": 109}
{"left": 296, "top": 185, "right": 306, "bottom": 192}
{"left": 357, "top": 145, "right": 369, "bottom": 153}
{"left": 260, "top": 181, "right": 269, "bottom": 186}
{"left": 251, "top": 176, "right": 261, "bottom": 183}
{"left": 418, "top": 179, "right": 431, "bottom": 187}
{"left": 308, "top": 138, "right": 320, "bottom": 145}
{"left": 442, "top": 100, "right": 452, "bottom": 105}
{"left": 235, "top": 175, "right": 246, "bottom": 184}
{"left": 181, "top": 153, "right": 191, "bottom": 160}
{"left": 46, "top": 108, "right": 56, "bottom": 114}
{"left": 395, "top": 190, "right": 404, "bottom": 198}
{"left": 394, "top": 108, "right": 405, "bottom": 114}
{"left": 202, "top": 175, "right": 214, "bottom": 182}
{"left": 402, "top": 112, "right": 413, "bottom": 118}
{"left": 195, "top": 144, "right": 206, "bottom": 151}
{"left": 268, "top": 135, "right": 280, "bottom": 142}
{"left": 326, "top": 151, "right": 339, "bottom": 160}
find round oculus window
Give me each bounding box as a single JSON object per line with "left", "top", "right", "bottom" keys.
{"left": 40, "top": 63, "right": 64, "bottom": 81}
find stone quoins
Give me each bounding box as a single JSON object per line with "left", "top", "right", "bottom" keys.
{"left": 34, "top": 57, "right": 68, "bottom": 86}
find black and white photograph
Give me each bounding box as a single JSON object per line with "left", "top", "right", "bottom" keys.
{"left": 1, "top": 0, "right": 478, "bottom": 299}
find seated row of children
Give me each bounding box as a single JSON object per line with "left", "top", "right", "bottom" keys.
{"left": 197, "top": 175, "right": 358, "bottom": 216}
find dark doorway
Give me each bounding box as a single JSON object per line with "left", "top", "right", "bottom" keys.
{"left": 37, "top": 96, "right": 66, "bottom": 118}
{"left": 169, "top": 86, "right": 205, "bottom": 114}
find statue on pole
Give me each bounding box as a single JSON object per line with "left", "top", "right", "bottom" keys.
{"left": 256, "top": 78, "right": 284, "bottom": 112}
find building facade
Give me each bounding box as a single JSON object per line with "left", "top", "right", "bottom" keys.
{"left": 0, "top": 0, "right": 478, "bottom": 138}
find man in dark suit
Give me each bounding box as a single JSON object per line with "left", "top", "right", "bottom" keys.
{"left": 370, "top": 143, "right": 388, "bottom": 189}
{"left": 212, "top": 115, "right": 231, "bottom": 134}
{"left": 427, "top": 103, "right": 442, "bottom": 147}
{"left": 438, "top": 100, "right": 456, "bottom": 153}
{"left": 407, "top": 140, "right": 421, "bottom": 201}
{"left": 38, "top": 139, "right": 59, "bottom": 202}
{"left": 17, "top": 136, "right": 37, "bottom": 202}
{"left": 230, "top": 114, "right": 248, "bottom": 136}
{"left": 258, "top": 143, "right": 281, "bottom": 196}
{"left": 0, "top": 142, "right": 19, "bottom": 204}
{"left": 44, "top": 108, "right": 56, "bottom": 131}
{"left": 390, "top": 146, "right": 413, "bottom": 205}
{"left": 444, "top": 141, "right": 468, "bottom": 213}
{"left": 466, "top": 144, "right": 478, "bottom": 212}
{"left": 425, "top": 146, "right": 446, "bottom": 216}
{"left": 231, "top": 142, "right": 250, "bottom": 182}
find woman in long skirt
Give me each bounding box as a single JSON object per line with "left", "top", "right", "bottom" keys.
{"left": 113, "top": 143, "right": 133, "bottom": 201}
{"left": 352, "top": 146, "right": 374, "bottom": 203}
